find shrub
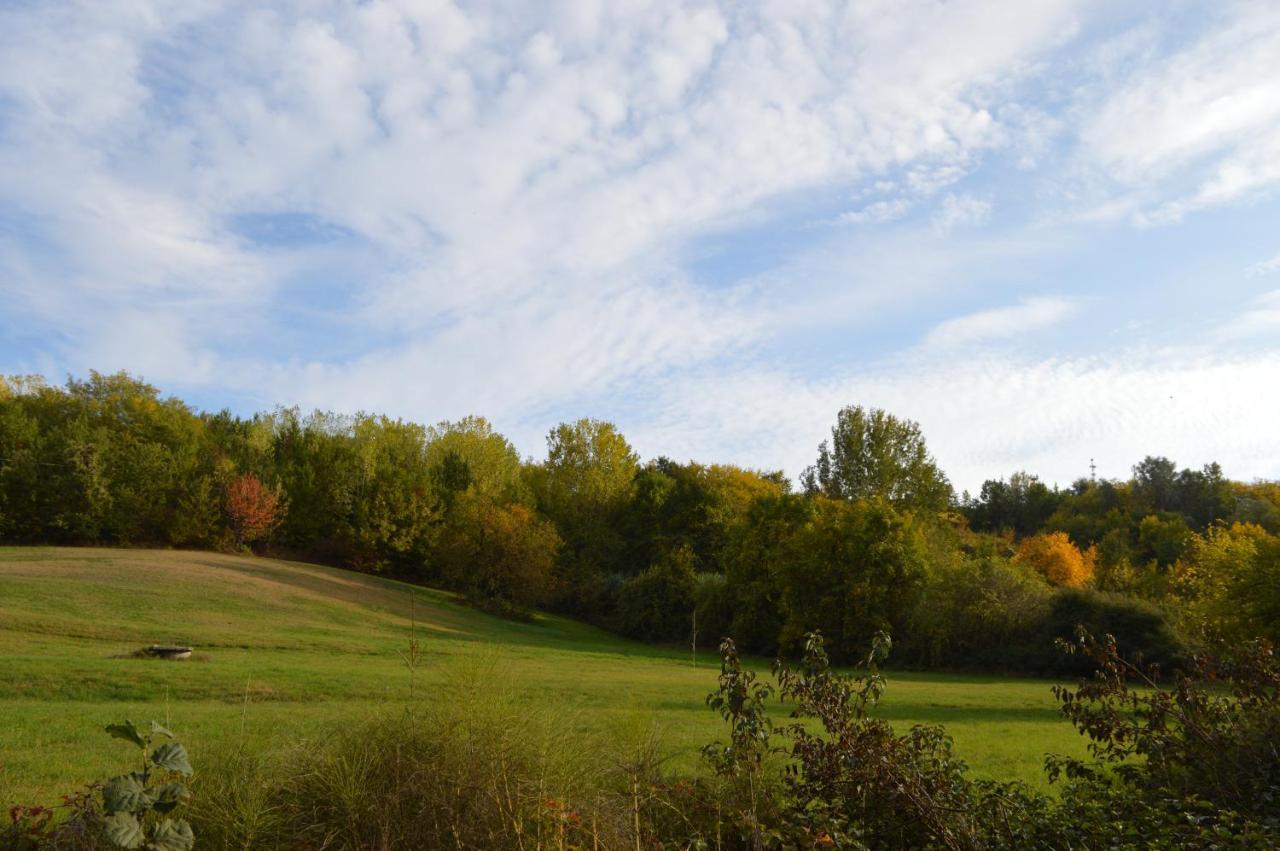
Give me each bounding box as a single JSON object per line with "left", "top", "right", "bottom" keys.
{"left": 98, "top": 721, "right": 195, "bottom": 850}
{"left": 615, "top": 546, "right": 697, "bottom": 642}
{"left": 903, "top": 554, "right": 1052, "bottom": 668}
{"left": 1, "top": 721, "right": 194, "bottom": 851}
{"left": 1042, "top": 629, "right": 1280, "bottom": 846}
{"left": 1019, "top": 588, "right": 1189, "bottom": 676}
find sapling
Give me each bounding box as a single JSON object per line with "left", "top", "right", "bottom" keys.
{"left": 99, "top": 720, "right": 195, "bottom": 850}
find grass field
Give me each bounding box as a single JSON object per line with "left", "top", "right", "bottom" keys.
{"left": 0, "top": 547, "right": 1087, "bottom": 805}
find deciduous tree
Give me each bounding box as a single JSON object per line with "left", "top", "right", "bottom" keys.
{"left": 801, "top": 406, "right": 952, "bottom": 513}
{"left": 1014, "top": 531, "right": 1095, "bottom": 588}
{"left": 224, "top": 472, "right": 285, "bottom": 548}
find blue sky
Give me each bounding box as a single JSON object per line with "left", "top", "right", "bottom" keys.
{"left": 2, "top": 0, "right": 1278, "bottom": 491}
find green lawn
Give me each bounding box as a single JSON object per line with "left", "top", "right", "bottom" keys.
{"left": 0, "top": 547, "right": 1086, "bottom": 805}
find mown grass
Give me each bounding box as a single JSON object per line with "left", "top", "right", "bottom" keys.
{"left": 0, "top": 547, "right": 1086, "bottom": 805}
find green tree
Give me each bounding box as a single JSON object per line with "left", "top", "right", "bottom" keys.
{"left": 345, "top": 415, "right": 439, "bottom": 571}
{"left": 776, "top": 496, "right": 929, "bottom": 662}
{"left": 425, "top": 416, "right": 527, "bottom": 506}
{"left": 801, "top": 406, "right": 952, "bottom": 513}
{"left": 964, "top": 471, "right": 1061, "bottom": 536}
{"left": 720, "top": 493, "right": 810, "bottom": 654}
{"left": 533, "top": 419, "right": 639, "bottom": 594}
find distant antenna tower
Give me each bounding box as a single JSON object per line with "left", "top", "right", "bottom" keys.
{"left": 1089, "top": 458, "right": 1097, "bottom": 482}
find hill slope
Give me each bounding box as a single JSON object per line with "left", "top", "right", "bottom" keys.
{"left": 0, "top": 547, "right": 1082, "bottom": 803}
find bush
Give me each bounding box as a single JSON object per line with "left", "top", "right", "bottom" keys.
{"left": 903, "top": 554, "right": 1052, "bottom": 669}
{"left": 1018, "top": 588, "right": 1189, "bottom": 676}
{"left": 1042, "top": 630, "right": 1280, "bottom": 846}
{"left": 615, "top": 546, "right": 696, "bottom": 642}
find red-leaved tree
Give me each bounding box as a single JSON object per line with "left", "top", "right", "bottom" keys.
{"left": 225, "top": 472, "right": 285, "bottom": 549}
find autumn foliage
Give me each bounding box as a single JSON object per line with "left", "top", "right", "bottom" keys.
{"left": 224, "top": 472, "right": 285, "bottom": 548}
{"left": 1014, "top": 531, "right": 1095, "bottom": 588}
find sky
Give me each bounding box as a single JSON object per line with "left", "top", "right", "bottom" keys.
{"left": 1, "top": 0, "right": 1278, "bottom": 493}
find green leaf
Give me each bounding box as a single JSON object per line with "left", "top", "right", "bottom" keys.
{"left": 104, "top": 811, "right": 146, "bottom": 849}
{"left": 103, "top": 773, "right": 153, "bottom": 814}
{"left": 148, "top": 721, "right": 175, "bottom": 739}
{"left": 146, "top": 818, "right": 195, "bottom": 851}
{"left": 151, "top": 782, "right": 188, "bottom": 814}
{"left": 150, "top": 742, "right": 193, "bottom": 776}
{"left": 106, "top": 720, "right": 146, "bottom": 748}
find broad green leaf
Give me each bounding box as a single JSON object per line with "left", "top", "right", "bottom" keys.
{"left": 103, "top": 774, "right": 153, "bottom": 813}
{"left": 147, "top": 818, "right": 195, "bottom": 851}
{"left": 104, "top": 811, "right": 146, "bottom": 849}
{"left": 148, "top": 721, "right": 175, "bottom": 739}
{"left": 151, "top": 782, "right": 188, "bottom": 814}
{"left": 106, "top": 721, "right": 146, "bottom": 748}
{"left": 150, "top": 742, "right": 193, "bottom": 776}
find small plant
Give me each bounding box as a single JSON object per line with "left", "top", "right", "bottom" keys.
{"left": 3, "top": 804, "right": 54, "bottom": 850}
{"left": 99, "top": 720, "right": 195, "bottom": 850}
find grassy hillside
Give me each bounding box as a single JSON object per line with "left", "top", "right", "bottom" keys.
{"left": 0, "top": 548, "right": 1085, "bottom": 805}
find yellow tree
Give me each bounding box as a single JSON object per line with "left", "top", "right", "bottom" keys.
{"left": 1014, "top": 531, "right": 1095, "bottom": 588}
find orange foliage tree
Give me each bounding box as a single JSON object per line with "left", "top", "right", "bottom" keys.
{"left": 224, "top": 472, "right": 285, "bottom": 548}
{"left": 1014, "top": 531, "right": 1095, "bottom": 588}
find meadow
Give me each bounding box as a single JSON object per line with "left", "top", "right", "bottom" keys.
{"left": 0, "top": 547, "right": 1086, "bottom": 806}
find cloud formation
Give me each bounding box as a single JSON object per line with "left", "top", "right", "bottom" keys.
{"left": 925, "top": 298, "right": 1079, "bottom": 349}
{"left": 0, "top": 0, "right": 1277, "bottom": 489}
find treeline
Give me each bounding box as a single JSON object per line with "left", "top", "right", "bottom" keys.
{"left": 2, "top": 372, "right": 1277, "bottom": 673}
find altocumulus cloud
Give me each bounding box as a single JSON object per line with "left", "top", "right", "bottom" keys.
{"left": 0, "top": 0, "right": 1278, "bottom": 490}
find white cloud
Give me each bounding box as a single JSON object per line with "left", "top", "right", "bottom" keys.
{"left": 1, "top": 0, "right": 1278, "bottom": 493}
{"left": 1246, "top": 253, "right": 1280, "bottom": 278}
{"left": 932, "top": 193, "right": 993, "bottom": 234}
{"left": 0, "top": 0, "right": 1086, "bottom": 410}
{"left": 1218, "top": 290, "right": 1280, "bottom": 342}
{"left": 835, "top": 198, "right": 913, "bottom": 225}
{"left": 627, "top": 347, "right": 1280, "bottom": 493}
{"left": 1079, "top": 4, "right": 1280, "bottom": 223}
{"left": 924, "top": 297, "right": 1078, "bottom": 348}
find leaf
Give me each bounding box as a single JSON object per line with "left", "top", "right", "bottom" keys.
{"left": 151, "top": 782, "right": 188, "bottom": 814}
{"left": 146, "top": 818, "right": 195, "bottom": 851}
{"left": 150, "top": 742, "right": 193, "bottom": 776}
{"left": 106, "top": 721, "right": 146, "bottom": 748}
{"left": 148, "top": 721, "right": 175, "bottom": 739}
{"left": 104, "top": 811, "right": 146, "bottom": 849}
{"left": 103, "top": 774, "right": 153, "bottom": 814}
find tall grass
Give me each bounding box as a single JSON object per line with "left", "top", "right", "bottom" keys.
{"left": 188, "top": 656, "right": 684, "bottom": 850}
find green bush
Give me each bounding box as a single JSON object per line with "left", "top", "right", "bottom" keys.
{"left": 614, "top": 546, "right": 696, "bottom": 642}
{"left": 903, "top": 554, "right": 1052, "bottom": 669}
{"left": 1015, "top": 588, "right": 1189, "bottom": 675}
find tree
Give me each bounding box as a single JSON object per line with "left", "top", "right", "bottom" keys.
{"left": 534, "top": 418, "right": 639, "bottom": 581}
{"left": 720, "top": 493, "right": 811, "bottom": 655}
{"left": 435, "top": 492, "right": 561, "bottom": 618}
{"left": 801, "top": 406, "right": 952, "bottom": 513}
{"left": 775, "top": 496, "right": 929, "bottom": 662}
{"left": 1014, "top": 531, "right": 1095, "bottom": 588}
{"left": 345, "top": 416, "right": 439, "bottom": 571}
{"left": 1175, "top": 522, "right": 1280, "bottom": 643}
{"left": 964, "top": 471, "right": 1061, "bottom": 536}
{"left": 425, "top": 416, "right": 527, "bottom": 505}
{"left": 224, "top": 472, "right": 285, "bottom": 548}
{"left": 1133, "top": 456, "right": 1179, "bottom": 513}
